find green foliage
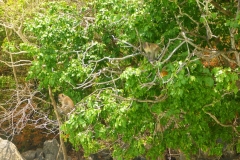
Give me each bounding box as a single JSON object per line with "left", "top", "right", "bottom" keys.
{"left": 21, "top": 0, "right": 240, "bottom": 159}
{"left": 0, "top": 76, "right": 15, "bottom": 88}
{"left": 24, "top": 2, "right": 90, "bottom": 94}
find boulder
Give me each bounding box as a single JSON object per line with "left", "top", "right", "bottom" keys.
{"left": 0, "top": 137, "right": 24, "bottom": 160}
{"left": 43, "top": 138, "right": 63, "bottom": 160}
{"left": 35, "top": 148, "right": 43, "bottom": 158}
{"left": 33, "top": 151, "right": 44, "bottom": 160}
{"left": 21, "top": 150, "right": 36, "bottom": 160}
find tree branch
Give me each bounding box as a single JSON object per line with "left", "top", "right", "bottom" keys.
{"left": 210, "top": 1, "right": 234, "bottom": 17}
{"left": 48, "top": 86, "right": 68, "bottom": 160}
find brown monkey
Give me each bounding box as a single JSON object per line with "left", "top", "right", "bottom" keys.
{"left": 142, "top": 42, "right": 161, "bottom": 62}
{"left": 58, "top": 93, "right": 75, "bottom": 115}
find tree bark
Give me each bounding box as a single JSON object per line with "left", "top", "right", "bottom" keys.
{"left": 48, "top": 86, "right": 68, "bottom": 160}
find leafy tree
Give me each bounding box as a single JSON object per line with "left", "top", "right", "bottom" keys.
{"left": 2, "top": 0, "right": 240, "bottom": 159}
{"left": 0, "top": 0, "right": 60, "bottom": 152}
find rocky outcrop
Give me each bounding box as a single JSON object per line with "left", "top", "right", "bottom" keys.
{"left": 42, "top": 139, "right": 64, "bottom": 160}
{"left": 21, "top": 150, "right": 36, "bottom": 160}
{"left": 0, "top": 137, "right": 24, "bottom": 160}
{"left": 21, "top": 138, "right": 72, "bottom": 160}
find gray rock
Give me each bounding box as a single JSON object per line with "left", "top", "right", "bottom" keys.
{"left": 35, "top": 148, "right": 43, "bottom": 158}
{"left": 43, "top": 138, "right": 63, "bottom": 160}
{"left": 0, "top": 137, "right": 24, "bottom": 160}
{"left": 21, "top": 150, "right": 36, "bottom": 160}
{"left": 45, "top": 153, "right": 55, "bottom": 160}
{"left": 34, "top": 151, "right": 44, "bottom": 160}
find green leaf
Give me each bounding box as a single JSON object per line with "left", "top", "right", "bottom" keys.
{"left": 204, "top": 77, "right": 214, "bottom": 87}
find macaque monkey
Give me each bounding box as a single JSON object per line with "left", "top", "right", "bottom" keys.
{"left": 58, "top": 93, "right": 75, "bottom": 115}
{"left": 142, "top": 42, "right": 161, "bottom": 62}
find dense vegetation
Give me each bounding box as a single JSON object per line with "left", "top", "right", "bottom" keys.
{"left": 1, "top": 0, "right": 240, "bottom": 159}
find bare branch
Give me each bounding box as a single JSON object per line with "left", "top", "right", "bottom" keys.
{"left": 0, "top": 60, "right": 32, "bottom": 67}
{"left": 0, "top": 84, "right": 59, "bottom": 140}
{"left": 210, "top": 1, "right": 234, "bottom": 17}
{"left": 89, "top": 52, "right": 141, "bottom": 64}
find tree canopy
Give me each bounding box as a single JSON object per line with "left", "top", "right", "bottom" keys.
{"left": 1, "top": 0, "right": 240, "bottom": 159}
